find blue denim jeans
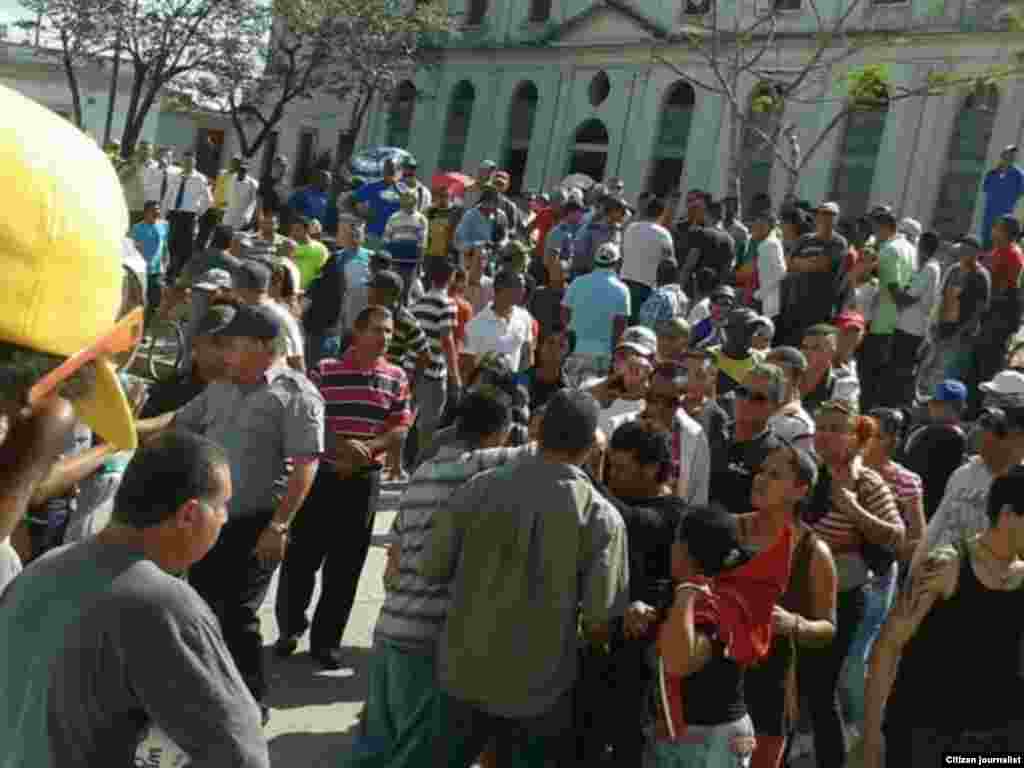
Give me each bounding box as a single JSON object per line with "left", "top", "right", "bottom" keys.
{"left": 645, "top": 716, "right": 756, "bottom": 768}
{"left": 842, "top": 563, "right": 897, "bottom": 725}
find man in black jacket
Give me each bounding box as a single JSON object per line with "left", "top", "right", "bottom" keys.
{"left": 304, "top": 214, "right": 368, "bottom": 366}
{"left": 674, "top": 190, "right": 735, "bottom": 295}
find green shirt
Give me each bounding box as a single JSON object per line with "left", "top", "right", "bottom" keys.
{"left": 292, "top": 241, "right": 329, "bottom": 289}
{"left": 420, "top": 455, "right": 629, "bottom": 718}
{"left": 871, "top": 234, "right": 916, "bottom": 334}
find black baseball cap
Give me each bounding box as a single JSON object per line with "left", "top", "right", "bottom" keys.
{"left": 211, "top": 303, "right": 281, "bottom": 340}
{"left": 367, "top": 269, "right": 404, "bottom": 298}
{"left": 235, "top": 261, "right": 272, "bottom": 293}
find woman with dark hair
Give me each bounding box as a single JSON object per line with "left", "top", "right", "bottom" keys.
{"left": 739, "top": 443, "right": 838, "bottom": 768}
{"left": 839, "top": 408, "right": 925, "bottom": 740}
{"left": 799, "top": 401, "right": 904, "bottom": 768}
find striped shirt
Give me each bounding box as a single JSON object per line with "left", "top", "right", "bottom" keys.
{"left": 811, "top": 462, "right": 903, "bottom": 586}
{"left": 411, "top": 288, "right": 457, "bottom": 380}
{"left": 878, "top": 460, "right": 923, "bottom": 514}
{"left": 311, "top": 349, "right": 412, "bottom": 451}
{"left": 386, "top": 305, "right": 429, "bottom": 373}
{"left": 375, "top": 443, "right": 535, "bottom": 653}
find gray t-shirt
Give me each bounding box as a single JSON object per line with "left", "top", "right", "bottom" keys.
{"left": 0, "top": 538, "right": 268, "bottom": 768}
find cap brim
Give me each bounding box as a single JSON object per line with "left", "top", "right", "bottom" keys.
{"left": 25, "top": 308, "right": 141, "bottom": 452}
{"left": 616, "top": 342, "right": 655, "bottom": 358}
{"left": 74, "top": 357, "right": 137, "bottom": 450}
{"left": 979, "top": 382, "right": 999, "bottom": 393}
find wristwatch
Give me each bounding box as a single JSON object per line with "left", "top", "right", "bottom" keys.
{"left": 268, "top": 521, "right": 289, "bottom": 536}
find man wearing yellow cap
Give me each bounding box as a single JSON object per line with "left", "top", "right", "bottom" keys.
{"left": 0, "top": 85, "right": 269, "bottom": 767}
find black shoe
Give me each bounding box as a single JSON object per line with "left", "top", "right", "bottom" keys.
{"left": 260, "top": 705, "right": 271, "bottom": 728}
{"left": 312, "top": 647, "right": 343, "bottom": 670}
{"left": 274, "top": 634, "right": 300, "bottom": 658}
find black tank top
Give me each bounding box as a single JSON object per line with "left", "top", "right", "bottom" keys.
{"left": 683, "top": 644, "right": 746, "bottom": 726}
{"left": 886, "top": 540, "right": 1024, "bottom": 730}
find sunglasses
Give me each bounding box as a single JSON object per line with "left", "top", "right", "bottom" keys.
{"left": 27, "top": 307, "right": 144, "bottom": 408}
{"left": 735, "top": 385, "right": 773, "bottom": 403}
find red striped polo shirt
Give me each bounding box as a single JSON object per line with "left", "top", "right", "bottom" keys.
{"left": 312, "top": 349, "right": 413, "bottom": 451}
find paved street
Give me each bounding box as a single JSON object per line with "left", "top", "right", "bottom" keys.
{"left": 257, "top": 486, "right": 403, "bottom": 767}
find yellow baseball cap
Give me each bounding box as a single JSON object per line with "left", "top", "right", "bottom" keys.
{"left": 0, "top": 84, "right": 139, "bottom": 450}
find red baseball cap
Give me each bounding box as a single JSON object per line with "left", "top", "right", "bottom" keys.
{"left": 833, "top": 310, "right": 866, "bottom": 330}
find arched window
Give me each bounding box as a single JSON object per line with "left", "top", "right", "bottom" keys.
{"left": 503, "top": 82, "right": 539, "bottom": 195}
{"left": 438, "top": 81, "right": 475, "bottom": 171}
{"left": 933, "top": 85, "right": 1000, "bottom": 240}
{"left": 567, "top": 118, "right": 609, "bottom": 181}
{"left": 466, "top": 0, "right": 487, "bottom": 26}
{"left": 830, "top": 87, "right": 890, "bottom": 220}
{"left": 528, "top": 0, "right": 552, "bottom": 22}
{"left": 647, "top": 81, "right": 695, "bottom": 200}
{"left": 386, "top": 80, "right": 417, "bottom": 150}
{"left": 740, "top": 82, "right": 784, "bottom": 209}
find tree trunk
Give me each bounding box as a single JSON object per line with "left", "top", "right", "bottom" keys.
{"left": 726, "top": 103, "right": 743, "bottom": 206}
{"left": 60, "top": 45, "right": 85, "bottom": 129}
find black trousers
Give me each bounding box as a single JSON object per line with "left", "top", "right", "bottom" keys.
{"left": 275, "top": 465, "right": 380, "bottom": 652}
{"left": 195, "top": 208, "right": 222, "bottom": 252}
{"left": 797, "top": 585, "right": 866, "bottom": 768}
{"left": 860, "top": 333, "right": 895, "bottom": 411}
{"left": 167, "top": 211, "right": 197, "bottom": 279}
{"left": 189, "top": 509, "right": 276, "bottom": 704}
{"left": 890, "top": 329, "right": 924, "bottom": 406}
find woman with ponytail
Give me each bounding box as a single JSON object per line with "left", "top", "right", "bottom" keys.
{"left": 799, "top": 400, "right": 905, "bottom": 768}
{"left": 838, "top": 408, "right": 925, "bottom": 746}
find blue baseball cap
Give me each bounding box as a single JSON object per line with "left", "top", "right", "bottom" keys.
{"left": 934, "top": 379, "right": 967, "bottom": 403}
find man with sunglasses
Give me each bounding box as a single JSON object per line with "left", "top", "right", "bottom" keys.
{"left": 710, "top": 363, "right": 788, "bottom": 515}
{"left": 708, "top": 307, "right": 762, "bottom": 398}
{"left": 913, "top": 393, "right": 1024, "bottom": 572}
{"left": 605, "top": 360, "right": 711, "bottom": 506}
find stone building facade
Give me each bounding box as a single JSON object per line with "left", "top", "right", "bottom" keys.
{"left": 325, "top": 0, "right": 1022, "bottom": 238}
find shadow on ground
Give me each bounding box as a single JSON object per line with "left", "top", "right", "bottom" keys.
{"left": 266, "top": 645, "right": 375, "bottom": 709}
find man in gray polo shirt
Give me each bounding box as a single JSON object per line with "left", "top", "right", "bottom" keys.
{"left": 136, "top": 303, "right": 324, "bottom": 720}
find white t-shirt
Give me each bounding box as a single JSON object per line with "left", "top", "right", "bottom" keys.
{"left": 0, "top": 536, "right": 21, "bottom": 594}
{"left": 621, "top": 221, "right": 675, "bottom": 287}
{"left": 464, "top": 305, "right": 535, "bottom": 371}
{"left": 896, "top": 257, "right": 941, "bottom": 338}
{"left": 919, "top": 457, "right": 995, "bottom": 559}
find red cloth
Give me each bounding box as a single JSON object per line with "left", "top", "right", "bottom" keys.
{"left": 986, "top": 243, "right": 1024, "bottom": 290}
{"left": 530, "top": 207, "right": 556, "bottom": 262}
{"left": 659, "top": 524, "right": 793, "bottom": 740}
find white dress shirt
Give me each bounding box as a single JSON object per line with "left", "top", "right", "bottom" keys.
{"left": 464, "top": 304, "right": 535, "bottom": 371}
{"left": 224, "top": 174, "right": 260, "bottom": 229}
{"left": 162, "top": 170, "right": 212, "bottom": 216}
{"left": 754, "top": 234, "right": 787, "bottom": 318}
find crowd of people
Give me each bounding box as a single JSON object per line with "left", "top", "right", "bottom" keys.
{"left": 4, "top": 79, "right": 1024, "bottom": 768}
